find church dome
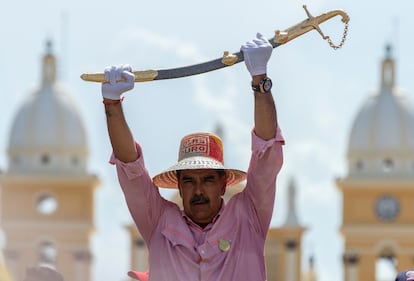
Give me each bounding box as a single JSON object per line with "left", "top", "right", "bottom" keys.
{"left": 347, "top": 46, "right": 414, "bottom": 178}
{"left": 7, "top": 42, "right": 89, "bottom": 175}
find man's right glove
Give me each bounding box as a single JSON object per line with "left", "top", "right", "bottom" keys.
{"left": 101, "top": 64, "right": 135, "bottom": 100}
{"left": 240, "top": 32, "right": 273, "bottom": 76}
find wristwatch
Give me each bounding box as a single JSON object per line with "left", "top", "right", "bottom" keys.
{"left": 251, "top": 77, "right": 272, "bottom": 93}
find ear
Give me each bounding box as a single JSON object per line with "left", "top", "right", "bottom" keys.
{"left": 220, "top": 185, "right": 226, "bottom": 196}
{"left": 176, "top": 173, "right": 183, "bottom": 198}
{"left": 220, "top": 177, "right": 227, "bottom": 196}
{"left": 177, "top": 184, "right": 183, "bottom": 198}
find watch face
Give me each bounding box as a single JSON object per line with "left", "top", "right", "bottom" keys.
{"left": 262, "top": 78, "right": 272, "bottom": 92}
{"left": 375, "top": 195, "right": 400, "bottom": 221}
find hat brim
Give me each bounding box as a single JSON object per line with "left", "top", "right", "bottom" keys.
{"left": 152, "top": 156, "right": 246, "bottom": 189}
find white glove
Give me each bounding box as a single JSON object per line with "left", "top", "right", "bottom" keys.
{"left": 101, "top": 64, "right": 135, "bottom": 100}
{"left": 240, "top": 32, "right": 272, "bottom": 76}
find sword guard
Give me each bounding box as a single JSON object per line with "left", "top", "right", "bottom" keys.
{"left": 274, "top": 30, "right": 289, "bottom": 44}
{"left": 221, "top": 51, "right": 238, "bottom": 66}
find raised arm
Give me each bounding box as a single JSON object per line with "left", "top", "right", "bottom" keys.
{"left": 241, "top": 33, "right": 277, "bottom": 140}
{"left": 240, "top": 33, "right": 282, "bottom": 233}
{"left": 101, "top": 65, "right": 166, "bottom": 241}
{"left": 101, "top": 65, "right": 138, "bottom": 162}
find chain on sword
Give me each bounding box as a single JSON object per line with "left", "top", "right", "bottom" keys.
{"left": 80, "top": 5, "right": 350, "bottom": 83}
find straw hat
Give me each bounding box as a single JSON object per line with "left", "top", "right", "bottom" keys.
{"left": 152, "top": 132, "right": 246, "bottom": 189}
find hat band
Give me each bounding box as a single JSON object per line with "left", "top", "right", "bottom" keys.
{"left": 174, "top": 158, "right": 225, "bottom": 170}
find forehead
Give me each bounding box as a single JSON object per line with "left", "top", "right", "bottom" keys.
{"left": 179, "top": 169, "right": 220, "bottom": 177}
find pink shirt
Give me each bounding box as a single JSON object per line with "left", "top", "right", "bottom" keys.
{"left": 110, "top": 129, "right": 284, "bottom": 281}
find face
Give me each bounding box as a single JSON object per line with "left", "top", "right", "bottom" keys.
{"left": 178, "top": 169, "right": 227, "bottom": 228}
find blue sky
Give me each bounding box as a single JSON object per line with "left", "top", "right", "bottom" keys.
{"left": 1, "top": 1, "right": 414, "bottom": 280}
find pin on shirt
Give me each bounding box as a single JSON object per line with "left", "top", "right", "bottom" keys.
{"left": 218, "top": 238, "right": 231, "bottom": 252}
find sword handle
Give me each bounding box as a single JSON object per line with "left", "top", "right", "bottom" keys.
{"left": 80, "top": 70, "right": 159, "bottom": 83}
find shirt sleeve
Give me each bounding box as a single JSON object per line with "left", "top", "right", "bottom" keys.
{"left": 244, "top": 126, "right": 285, "bottom": 235}
{"left": 109, "top": 142, "right": 167, "bottom": 243}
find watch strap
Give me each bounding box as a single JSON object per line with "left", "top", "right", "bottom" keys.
{"left": 251, "top": 84, "right": 261, "bottom": 92}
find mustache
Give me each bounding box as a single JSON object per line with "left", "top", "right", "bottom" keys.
{"left": 190, "top": 195, "right": 210, "bottom": 204}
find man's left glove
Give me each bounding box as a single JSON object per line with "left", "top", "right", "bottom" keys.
{"left": 240, "top": 33, "right": 273, "bottom": 76}
{"left": 101, "top": 64, "right": 135, "bottom": 100}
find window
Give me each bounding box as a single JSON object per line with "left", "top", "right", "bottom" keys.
{"left": 36, "top": 194, "right": 58, "bottom": 215}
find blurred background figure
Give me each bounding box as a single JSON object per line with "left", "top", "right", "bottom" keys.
{"left": 22, "top": 266, "right": 64, "bottom": 281}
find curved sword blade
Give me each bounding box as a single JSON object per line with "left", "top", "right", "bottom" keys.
{"left": 80, "top": 40, "right": 281, "bottom": 83}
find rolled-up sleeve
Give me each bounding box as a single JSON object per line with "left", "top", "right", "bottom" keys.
{"left": 245, "top": 126, "right": 285, "bottom": 234}
{"left": 109, "top": 142, "right": 166, "bottom": 242}
{"left": 109, "top": 150, "right": 146, "bottom": 180}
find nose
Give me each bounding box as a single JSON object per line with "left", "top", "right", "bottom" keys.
{"left": 193, "top": 181, "right": 204, "bottom": 196}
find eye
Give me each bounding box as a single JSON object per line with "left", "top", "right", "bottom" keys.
{"left": 182, "top": 176, "right": 193, "bottom": 184}
{"left": 203, "top": 176, "right": 216, "bottom": 182}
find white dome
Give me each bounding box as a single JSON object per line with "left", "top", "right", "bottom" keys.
{"left": 347, "top": 46, "right": 414, "bottom": 178}
{"left": 7, "top": 43, "right": 89, "bottom": 175}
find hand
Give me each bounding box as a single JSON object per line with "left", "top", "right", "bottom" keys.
{"left": 240, "top": 33, "right": 272, "bottom": 76}
{"left": 101, "top": 64, "right": 135, "bottom": 100}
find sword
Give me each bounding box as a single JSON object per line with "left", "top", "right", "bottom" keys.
{"left": 80, "top": 5, "right": 349, "bottom": 83}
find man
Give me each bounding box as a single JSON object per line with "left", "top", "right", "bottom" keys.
{"left": 102, "top": 33, "right": 284, "bottom": 280}
{"left": 396, "top": 269, "right": 414, "bottom": 281}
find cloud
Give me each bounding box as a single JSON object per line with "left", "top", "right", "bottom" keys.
{"left": 114, "top": 27, "right": 208, "bottom": 65}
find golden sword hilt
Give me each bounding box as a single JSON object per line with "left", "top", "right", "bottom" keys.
{"left": 273, "top": 5, "right": 349, "bottom": 49}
